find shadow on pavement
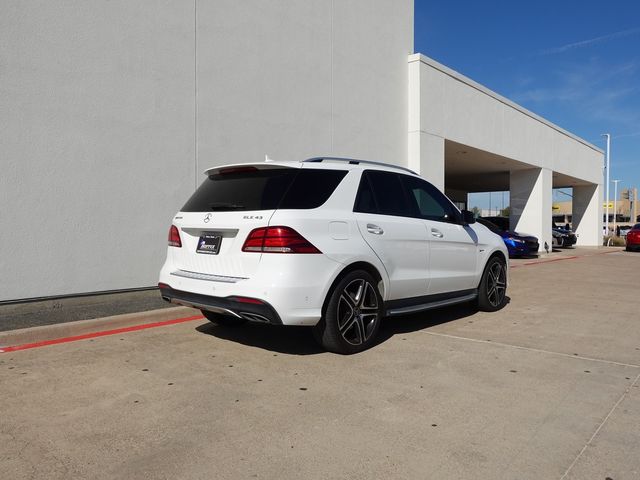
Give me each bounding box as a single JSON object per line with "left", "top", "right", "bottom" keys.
{"left": 196, "top": 322, "right": 325, "bottom": 355}
{"left": 194, "top": 298, "right": 499, "bottom": 355}
{"left": 374, "top": 301, "right": 486, "bottom": 346}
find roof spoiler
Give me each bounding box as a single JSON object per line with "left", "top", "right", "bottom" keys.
{"left": 301, "top": 157, "right": 417, "bottom": 175}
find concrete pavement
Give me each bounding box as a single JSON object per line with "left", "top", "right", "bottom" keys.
{"left": 1, "top": 247, "right": 639, "bottom": 479}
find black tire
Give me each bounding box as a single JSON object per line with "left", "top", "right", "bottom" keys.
{"left": 477, "top": 256, "right": 508, "bottom": 312}
{"left": 313, "top": 270, "right": 383, "bottom": 354}
{"left": 201, "top": 310, "right": 247, "bottom": 326}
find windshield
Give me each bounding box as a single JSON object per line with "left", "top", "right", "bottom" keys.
{"left": 483, "top": 216, "right": 508, "bottom": 230}
{"left": 476, "top": 217, "right": 502, "bottom": 233}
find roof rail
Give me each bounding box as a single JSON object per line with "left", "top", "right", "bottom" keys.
{"left": 302, "top": 157, "right": 417, "bottom": 175}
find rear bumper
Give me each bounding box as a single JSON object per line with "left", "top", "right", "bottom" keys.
{"left": 158, "top": 253, "right": 344, "bottom": 326}
{"left": 159, "top": 285, "right": 283, "bottom": 325}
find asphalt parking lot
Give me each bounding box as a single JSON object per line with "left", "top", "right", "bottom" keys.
{"left": 1, "top": 248, "right": 639, "bottom": 479}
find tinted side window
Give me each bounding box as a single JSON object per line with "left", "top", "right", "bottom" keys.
{"left": 400, "top": 175, "right": 459, "bottom": 222}
{"left": 354, "top": 170, "right": 413, "bottom": 217}
{"left": 279, "top": 170, "right": 347, "bottom": 209}
{"left": 353, "top": 173, "right": 377, "bottom": 214}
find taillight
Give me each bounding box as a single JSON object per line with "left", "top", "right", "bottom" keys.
{"left": 168, "top": 225, "right": 182, "bottom": 247}
{"left": 242, "top": 226, "right": 321, "bottom": 253}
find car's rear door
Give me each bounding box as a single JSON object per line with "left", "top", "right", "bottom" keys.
{"left": 353, "top": 170, "right": 430, "bottom": 300}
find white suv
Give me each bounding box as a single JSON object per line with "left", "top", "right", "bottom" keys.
{"left": 159, "top": 157, "right": 508, "bottom": 354}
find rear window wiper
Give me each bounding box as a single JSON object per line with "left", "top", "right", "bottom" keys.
{"left": 208, "top": 202, "right": 245, "bottom": 211}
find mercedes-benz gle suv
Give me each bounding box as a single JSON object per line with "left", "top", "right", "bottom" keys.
{"left": 159, "top": 157, "right": 508, "bottom": 354}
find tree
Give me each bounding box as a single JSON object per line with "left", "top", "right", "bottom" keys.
{"left": 500, "top": 206, "right": 510, "bottom": 217}
{"left": 471, "top": 206, "right": 480, "bottom": 217}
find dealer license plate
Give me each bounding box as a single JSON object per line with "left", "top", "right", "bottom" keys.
{"left": 196, "top": 233, "right": 222, "bottom": 255}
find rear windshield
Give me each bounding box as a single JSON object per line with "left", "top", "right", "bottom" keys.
{"left": 181, "top": 168, "right": 347, "bottom": 212}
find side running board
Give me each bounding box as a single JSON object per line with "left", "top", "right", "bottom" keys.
{"left": 385, "top": 292, "right": 478, "bottom": 317}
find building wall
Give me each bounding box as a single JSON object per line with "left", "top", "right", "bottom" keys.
{"left": 0, "top": 0, "right": 413, "bottom": 302}
{"left": 196, "top": 1, "right": 413, "bottom": 171}
{"left": 1, "top": 1, "right": 196, "bottom": 302}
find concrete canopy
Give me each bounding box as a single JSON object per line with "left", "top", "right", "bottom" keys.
{"left": 445, "top": 140, "right": 599, "bottom": 192}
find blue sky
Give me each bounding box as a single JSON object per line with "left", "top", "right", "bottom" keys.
{"left": 414, "top": 0, "right": 640, "bottom": 209}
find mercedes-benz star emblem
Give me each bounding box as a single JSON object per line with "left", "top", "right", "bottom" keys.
{"left": 204, "top": 213, "right": 212, "bottom": 223}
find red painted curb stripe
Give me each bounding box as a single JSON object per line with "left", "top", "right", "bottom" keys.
{"left": 0, "top": 315, "right": 204, "bottom": 353}
{"left": 523, "top": 255, "right": 579, "bottom": 266}
{"left": 510, "top": 249, "right": 623, "bottom": 269}
{"left": 510, "top": 255, "right": 579, "bottom": 268}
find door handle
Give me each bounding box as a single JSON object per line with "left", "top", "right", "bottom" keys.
{"left": 366, "top": 224, "right": 384, "bottom": 235}
{"left": 431, "top": 228, "right": 443, "bottom": 238}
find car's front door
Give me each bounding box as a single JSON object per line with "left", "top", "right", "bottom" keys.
{"left": 400, "top": 175, "right": 478, "bottom": 294}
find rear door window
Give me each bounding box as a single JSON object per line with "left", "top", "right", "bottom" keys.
{"left": 279, "top": 169, "right": 347, "bottom": 209}
{"left": 181, "top": 168, "right": 346, "bottom": 212}
{"left": 354, "top": 170, "right": 414, "bottom": 217}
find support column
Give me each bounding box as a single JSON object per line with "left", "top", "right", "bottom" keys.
{"left": 408, "top": 131, "right": 444, "bottom": 191}
{"left": 510, "top": 168, "right": 552, "bottom": 253}
{"left": 407, "top": 57, "right": 445, "bottom": 192}
{"left": 573, "top": 184, "right": 602, "bottom": 246}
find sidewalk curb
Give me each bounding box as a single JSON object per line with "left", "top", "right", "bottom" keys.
{"left": 0, "top": 306, "right": 199, "bottom": 349}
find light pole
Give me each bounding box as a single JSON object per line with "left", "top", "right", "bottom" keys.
{"left": 631, "top": 186, "right": 636, "bottom": 224}
{"left": 602, "top": 134, "right": 611, "bottom": 234}
{"left": 612, "top": 179, "right": 620, "bottom": 235}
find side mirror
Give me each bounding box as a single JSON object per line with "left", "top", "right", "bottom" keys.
{"left": 461, "top": 210, "right": 475, "bottom": 225}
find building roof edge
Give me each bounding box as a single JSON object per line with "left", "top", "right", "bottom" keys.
{"left": 409, "top": 53, "right": 605, "bottom": 155}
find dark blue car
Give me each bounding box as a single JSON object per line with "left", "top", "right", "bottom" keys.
{"left": 478, "top": 217, "right": 539, "bottom": 257}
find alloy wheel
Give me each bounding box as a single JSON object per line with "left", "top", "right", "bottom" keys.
{"left": 337, "top": 278, "right": 380, "bottom": 346}
{"left": 486, "top": 261, "right": 506, "bottom": 307}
